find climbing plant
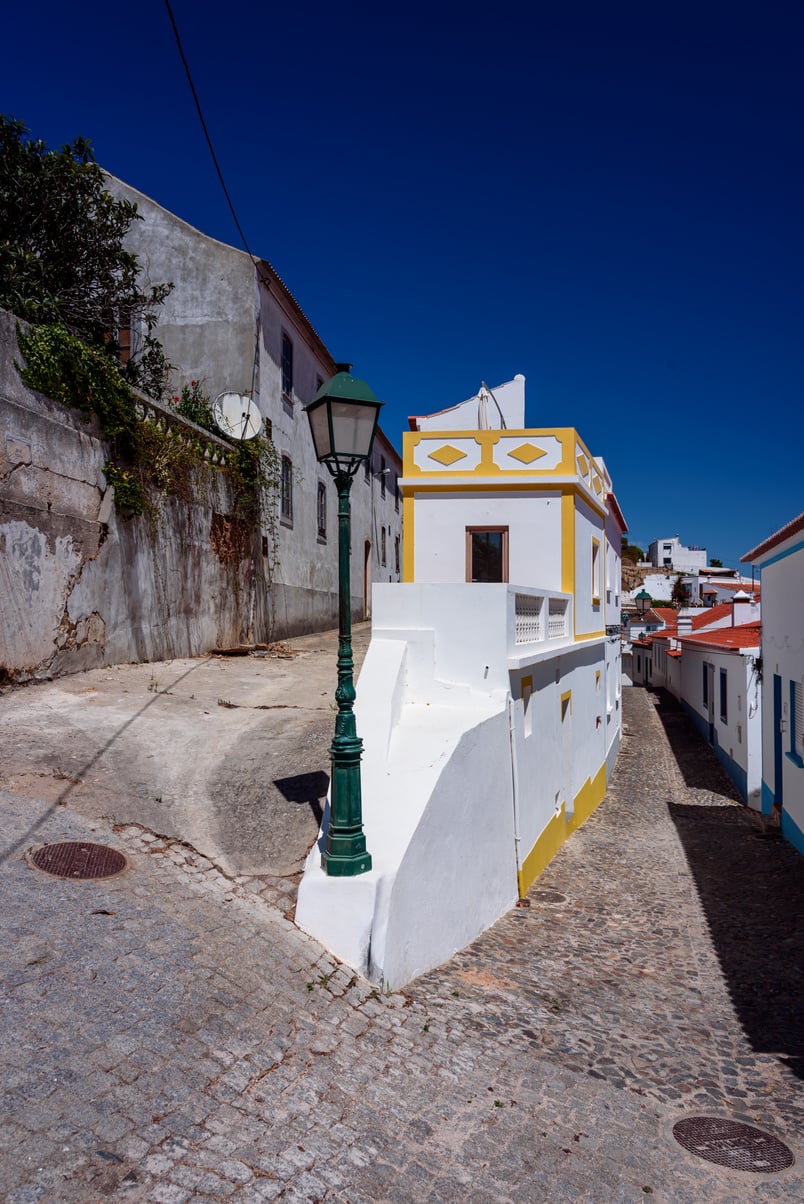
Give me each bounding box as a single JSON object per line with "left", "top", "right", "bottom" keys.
{"left": 16, "top": 324, "right": 280, "bottom": 531}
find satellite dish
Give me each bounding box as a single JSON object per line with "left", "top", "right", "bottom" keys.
{"left": 212, "top": 392, "right": 263, "bottom": 440}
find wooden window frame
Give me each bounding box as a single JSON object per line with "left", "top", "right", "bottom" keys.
{"left": 317, "top": 481, "right": 326, "bottom": 539}
{"left": 281, "top": 332, "right": 294, "bottom": 402}
{"left": 465, "top": 526, "right": 509, "bottom": 583}
{"left": 280, "top": 455, "right": 293, "bottom": 523}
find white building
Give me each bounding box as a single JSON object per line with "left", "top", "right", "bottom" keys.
{"left": 648, "top": 535, "right": 707, "bottom": 572}
{"left": 107, "top": 177, "right": 402, "bottom": 637}
{"left": 742, "top": 513, "right": 804, "bottom": 853}
{"left": 631, "top": 597, "right": 762, "bottom": 805}
{"left": 297, "top": 378, "right": 627, "bottom": 988}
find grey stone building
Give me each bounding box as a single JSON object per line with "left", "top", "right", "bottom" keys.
{"left": 108, "top": 176, "right": 402, "bottom": 638}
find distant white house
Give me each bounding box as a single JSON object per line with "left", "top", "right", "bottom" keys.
{"left": 297, "top": 377, "right": 627, "bottom": 988}
{"left": 632, "top": 597, "right": 762, "bottom": 805}
{"left": 742, "top": 513, "right": 804, "bottom": 854}
{"left": 648, "top": 535, "right": 707, "bottom": 573}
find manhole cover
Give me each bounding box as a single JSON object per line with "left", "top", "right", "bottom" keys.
{"left": 530, "top": 889, "right": 567, "bottom": 905}
{"left": 30, "top": 842, "right": 128, "bottom": 881}
{"left": 673, "top": 1117, "right": 794, "bottom": 1173}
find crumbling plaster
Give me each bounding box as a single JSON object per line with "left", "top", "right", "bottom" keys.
{"left": 0, "top": 308, "right": 269, "bottom": 682}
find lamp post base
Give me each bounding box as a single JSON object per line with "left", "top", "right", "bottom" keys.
{"left": 321, "top": 845, "right": 373, "bottom": 877}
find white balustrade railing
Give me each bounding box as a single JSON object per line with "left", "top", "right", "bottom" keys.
{"left": 511, "top": 589, "right": 571, "bottom": 651}
{"left": 514, "top": 594, "right": 543, "bottom": 644}
{"left": 548, "top": 597, "right": 569, "bottom": 639}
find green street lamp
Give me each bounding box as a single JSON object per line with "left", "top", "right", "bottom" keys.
{"left": 305, "top": 365, "right": 382, "bottom": 876}
{"left": 634, "top": 589, "right": 652, "bottom": 617}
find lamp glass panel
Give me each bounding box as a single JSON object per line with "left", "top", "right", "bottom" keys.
{"left": 330, "top": 401, "right": 378, "bottom": 458}
{"left": 307, "top": 404, "right": 332, "bottom": 460}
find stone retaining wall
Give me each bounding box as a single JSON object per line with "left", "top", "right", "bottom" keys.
{"left": 0, "top": 308, "right": 270, "bottom": 681}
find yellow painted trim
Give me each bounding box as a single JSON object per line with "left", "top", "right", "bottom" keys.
{"left": 518, "top": 804, "right": 568, "bottom": 896}
{"left": 427, "top": 443, "right": 468, "bottom": 466}
{"left": 567, "top": 763, "right": 607, "bottom": 832}
{"left": 574, "top": 630, "right": 606, "bottom": 641}
{"left": 404, "top": 428, "right": 581, "bottom": 479}
{"left": 521, "top": 674, "right": 533, "bottom": 693}
{"left": 517, "top": 761, "right": 608, "bottom": 895}
{"left": 402, "top": 495, "right": 415, "bottom": 582}
{"left": 561, "top": 489, "right": 575, "bottom": 597}
{"left": 560, "top": 689, "right": 572, "bottom": 719}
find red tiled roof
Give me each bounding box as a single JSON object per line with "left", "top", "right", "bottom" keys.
{"left": 679, "top": 622, "right": 761, "bottom": 652}
{"left": 741, "top": 512, "right": 804, "bottom": 563}
{"left": 693, "top": 603, "right": 733, "bottom": 629}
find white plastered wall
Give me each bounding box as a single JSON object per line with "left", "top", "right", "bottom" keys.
{"left": 296, "top": 582, "right": 612, "bottom": 988}
{"left": 412, "top": 491, "right": 562, "bottom": 590}
{"left": 758, "top": 539, "right": 804, "bottom": 841}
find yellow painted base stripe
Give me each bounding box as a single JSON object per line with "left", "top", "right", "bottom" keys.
{"left": 518, "top": 805, "right": 568, "bottom": 897}
{"left": 517, "top": 762, "right": 608, "bottom": 896}
{"left": 402, "top": 494, "right": 415, "bottom": 582}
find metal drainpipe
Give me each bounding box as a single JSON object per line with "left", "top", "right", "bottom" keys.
{"left": 507, "top": 694, "right": 523, "bottom": 895}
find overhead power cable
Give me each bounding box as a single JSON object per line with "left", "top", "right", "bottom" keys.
{"left": 164, "top": 0, "right": 271, "bottom": 397}
{"left": 163, "top": 0, "right": 259, "bottom": 269}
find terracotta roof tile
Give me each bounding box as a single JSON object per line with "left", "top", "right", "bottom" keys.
{"left": 679, "top": 622, "right": 762, "bottom": 651}
{"left": 741, "top": 511, "right": 804, "bottom": 562}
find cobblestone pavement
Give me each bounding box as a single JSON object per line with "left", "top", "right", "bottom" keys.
{"left": 1, "top": 687, "right": 802, "bottom": 1202}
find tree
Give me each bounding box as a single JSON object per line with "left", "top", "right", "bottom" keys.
{"left": 710, "top": 557, "right": 723, "bottom": 568}
{"left": 0, "top": 115, "right": 172, "bottom": 398}
{"left": 671, "top": 574, "right": 690, "bottom": 608}
{"left": 621, "top": 541, "right": 644, "bottom": 564}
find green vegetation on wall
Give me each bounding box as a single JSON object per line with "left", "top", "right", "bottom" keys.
{"left": 17, "top": 323, "right": 279, "bottom": 530}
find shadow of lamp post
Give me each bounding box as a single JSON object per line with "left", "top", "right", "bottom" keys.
{"left": 304, "top": 365, "right": 382, "bottom": 876}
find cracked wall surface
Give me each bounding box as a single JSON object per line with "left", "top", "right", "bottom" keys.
{"left": 0, "top": 308, "right": 269, "bottom": 682}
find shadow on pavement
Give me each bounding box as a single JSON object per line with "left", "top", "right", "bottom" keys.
{"left": 274, "top": 771, "right": 329, "bottom": 827}
{"left": 652, "top": 692, "right": 804, "bottom": 1080}
{"left": 0, "top": 661, "right": 204, "bottom": 868}
{"left": 653, "top": 688, "right": 742, "bottom": 800}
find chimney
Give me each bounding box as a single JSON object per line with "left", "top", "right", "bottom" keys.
{"left": 677, "top": 614, "right": 693, "bottom": 638}
{"left": 732, "top": 589, "right": 759, "bottom": 626}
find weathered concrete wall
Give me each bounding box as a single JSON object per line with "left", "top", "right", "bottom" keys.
{"left": 0, "top": 309, "right": 270, "bottom": 682}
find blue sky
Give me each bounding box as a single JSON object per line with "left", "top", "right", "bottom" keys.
{"left": 4, "top": 1, "right": 803, "bottom": 568}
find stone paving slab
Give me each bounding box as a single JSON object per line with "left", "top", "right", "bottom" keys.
{"left": 0, "top": 625, "right": 370, "bottom": 881}
{"left": 1, "top": 686, "right": 802, "bottom": 1201}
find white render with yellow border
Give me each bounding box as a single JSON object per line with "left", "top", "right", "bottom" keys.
{"left": 296, "top": 378, "right": 627, "bottom": 988}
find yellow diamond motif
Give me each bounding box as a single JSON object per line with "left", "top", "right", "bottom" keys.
{"left": 428, "top": 444, "right": 467, "bottom": 466}
{"left": 592, "top": 473, "right": 603, "bottom": 494}
{"left": 508, "top": 442, "right": 547, "bottom": 465}
{"left": 577, "top": 453, "right": 589, "bottom": 476}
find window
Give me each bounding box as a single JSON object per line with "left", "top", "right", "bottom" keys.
{"left": 720, "top": 668, "right": 727, "bottom": 723}
{"left": 281, "top": 333, "right": 293, "bottom": 401}
{"left": 702, "top": 663, "right": 708, "bottom": 706}
{"left": 381, "top": 527, "right": 387, "bottom": 566}
{"left": 394, "top": 478, "right": 399, "bottom": 512}
{"left": 466, "top": 527, "right": 508, "bottom": 582}
{"left": 592, "top": 538, "right": 601, "bottom": 604}
{"left": 281, "top": 455, "right": 293, "bottom": 522}
{"left": 395, "top": 535, "right": 400, "bottom": 574}
{"left": 790, "top": 680, "right": 804, "bottom": 765}
{"left": 317, "top": 481, "right": 326, "bottom": 539}
{"left": 380, "top": 455, "right": 386, "bottom": 497}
